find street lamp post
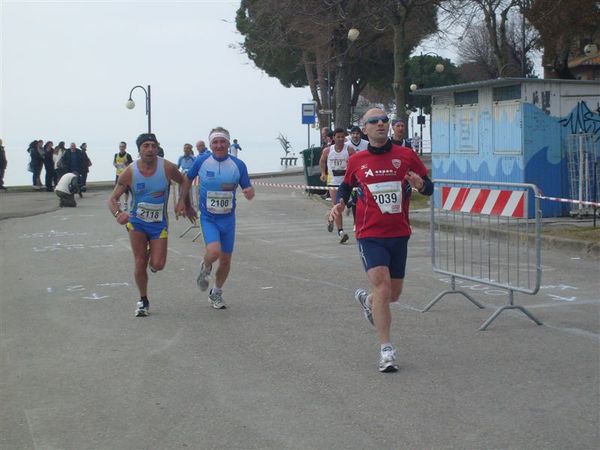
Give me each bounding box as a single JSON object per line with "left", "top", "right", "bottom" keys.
{"left": 125, "top": 85, "right": 152, "bottom": 133}
{"left": 410, "top": 53, "right": 444, "bottom": 155}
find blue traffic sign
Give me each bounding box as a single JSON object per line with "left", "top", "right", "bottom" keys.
{"left": 302, "top": 103, "right": 316, "bottom": 124}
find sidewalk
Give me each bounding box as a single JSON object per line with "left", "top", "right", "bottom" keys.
{"left": 0, "top": 169, "right": 304, "bottom": 221}
{"left": 1, "top": 170, "right": 598, "bottom": 259}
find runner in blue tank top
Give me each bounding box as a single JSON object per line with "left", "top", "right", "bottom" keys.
{"left": 177, "top": 126, "right": 255, "bottom": 309}
{"left": 108, "top": 133, "right": 196, "bottom": 317}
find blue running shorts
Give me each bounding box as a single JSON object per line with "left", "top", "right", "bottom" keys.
{"left": 127, "top": 219, "right": 168, "bottom": 240}
{"left": 200, "top": 214, "right": 236, "bottom": 254}
{"left": 357, "top": 236, "right": 410, "bottom": 279}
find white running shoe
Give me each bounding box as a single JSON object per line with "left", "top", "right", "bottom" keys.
{"left": 354, "top": 289, "right": 374, "bottom": 325}
{"left": 379, "top": 347, "right": 399, "bottom": 373}
{"left": 135, "top": 299, "right": 149, "bottom": 317}
{"left": 196, "top": 262, "right": 212, "bottom": 291}
{"left": 208, "top": 289, "right": 226, "bottom": 309}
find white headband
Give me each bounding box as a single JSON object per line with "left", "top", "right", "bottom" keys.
{"left": 209, "top": 131, "right": 230, "bottom": 145}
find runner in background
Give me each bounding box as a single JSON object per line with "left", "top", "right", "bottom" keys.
{"left": 113, "top": 141, "right": 133, "bottom": 210}
{"left": 319, "top": 127, "right": 355, "bottom": 243}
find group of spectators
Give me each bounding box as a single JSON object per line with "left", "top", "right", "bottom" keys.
{"left": 27, "top": 140, "right": 92, "bottom": 192}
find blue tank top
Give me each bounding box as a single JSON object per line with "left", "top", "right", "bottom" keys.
{"left": 186, "top": 153, "right": 251, "bottom": 219}
{"left": 130, "top": 158, "right": 169, "bottom": 225}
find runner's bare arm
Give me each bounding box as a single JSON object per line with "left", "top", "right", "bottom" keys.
{"left": 319, "top": 148, "right": 329, "bottom": 182}
{"left": 107, "top": 167, "right": 131, "bottom": 224}
{"left": 165, "top": 161, "right": 196, "bottom": 221}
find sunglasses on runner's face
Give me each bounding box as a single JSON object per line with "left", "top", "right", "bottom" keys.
{"left": 366, "top": 116, "right": 390, "bottom": 124}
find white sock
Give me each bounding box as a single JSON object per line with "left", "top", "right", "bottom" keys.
{"left": 365, "top": 295, "right": 372, "bottom": 309}
{"left": 381, "top": 343, "right": 393, "bottom": 352}
{"left": 211, "top": 287, "right": 222, "bottom": 295}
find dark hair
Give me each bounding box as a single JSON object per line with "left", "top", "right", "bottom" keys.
{"left": 57, "top": 141, "right": 65, "bottom": 149}
{"left": 327, "top": 131, "right": 334, "bottom": 138}
{"left": 332, "top": 127, "right": 347, "bottom": 136}
{"left": 80, "top": 143, "right": 87, "bottom": 149}
{"left": 120, "top": 141, "right": 127, "bottom": 146}
{"left": 350, "top": 125, "right": 361, "bottom": 133}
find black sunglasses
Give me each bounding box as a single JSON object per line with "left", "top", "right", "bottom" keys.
{"left": 366, "top": 116, "right": 389, "bottom": 124}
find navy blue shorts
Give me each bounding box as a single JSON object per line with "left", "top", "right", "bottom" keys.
{"left": 357, "top": 236, "right": 410, "bottom": 279}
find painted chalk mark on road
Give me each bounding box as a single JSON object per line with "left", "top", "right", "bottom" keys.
{"left": 33, "top": 243, "right": 114, "bottom": 252}
{"left": 546, "top": 294, "right": 577, "bottom": 302}
{"left": 540, "top": 284, "right": 578, "bottom": 291}
{"left": 541, "top": 284, "right": 578, "bottom": 302}
{"left": 83, "top": 293, "right": 110, "bottom": 300}
{"left": 57, "top": 282, "right": 130, "bottom": 300}
{"left": 437, "top": 277, "right": 506, "bottom": 296}
{"left": 20, "top": 230, "right": 88, "bottom": 239}
{"left": 436, "top": 278, "right": 581, "bottom": 302}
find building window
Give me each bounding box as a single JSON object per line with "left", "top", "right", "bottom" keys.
{"left": 454, "top": 90, "right": 478, "bottom": 106}
{"left": 493, "top": 85, "right": 521, "bottom": 102}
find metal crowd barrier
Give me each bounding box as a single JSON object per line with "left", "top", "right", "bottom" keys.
{"left": 178, "top": 176, "right": 202, "bottom": 241}
{"left": 423, "top": 179, "right": 543, "bottom": 331}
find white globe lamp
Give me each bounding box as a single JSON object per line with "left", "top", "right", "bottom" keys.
{"left": 435, "top": 63, "right": 445, "bottom": 73}
{"left": 125, "top": 99, "right": 135, "bottom": 110}
{"left": 584, "top": 43, "right": 598, "bottom": 57}
{"left": 410, "top": 83, "right": 418, "bottom": 92}
{"left": 347, "top": 28, "right": 360, "bottom": 42}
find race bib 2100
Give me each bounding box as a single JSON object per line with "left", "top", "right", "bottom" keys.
{"left": 207, "top": 191, "right": 233, "bottom": 214}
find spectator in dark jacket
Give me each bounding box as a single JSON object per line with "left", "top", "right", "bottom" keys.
{"left": 59, "top": 142, "right": 84, "bottom": 186}
{"left": 0, "top": 138, "right": 6, "bottom": 190}
{"left": 28, "top": 140, "right": 44, "bottom": 190}
{"left": 43, "top": 141, "right": 55, "bottom": 191}
{"left": 80, "top": 142, "right": 92, "bottom": 191}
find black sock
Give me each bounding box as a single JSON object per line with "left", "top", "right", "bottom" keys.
{"left": 140, "top": 296, "right": 149, "bottom": 306}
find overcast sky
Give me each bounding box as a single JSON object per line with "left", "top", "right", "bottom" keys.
{"left": 0, "top": 0, "right": 484, "bottom": 186}
{"left": 1, "top": 0, "right": 326, "bottom": 183}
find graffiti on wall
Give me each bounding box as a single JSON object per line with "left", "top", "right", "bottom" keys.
{"left": 531, "top": 90, "right": 552, "bottom": 114}
{"left": 558, "top": 101, "right": 600, "bottom": 141}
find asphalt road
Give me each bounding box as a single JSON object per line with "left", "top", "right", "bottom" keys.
{"left": 1, "top": 174, "right": 598, "bottom": 449}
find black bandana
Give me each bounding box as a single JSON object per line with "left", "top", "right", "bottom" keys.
{"left": 136, "top": 133, "right": 158, "bottom": 150}
{"left": 367, "top": 139, "right": 393, "bottom": 155}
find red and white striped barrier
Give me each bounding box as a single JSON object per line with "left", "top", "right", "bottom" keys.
{"left": 252, "top": 181, "right": 328, "bottom": 191}
{"left": 536, "top": 194, "right": 600, "bottom": 208}
{"left": 441, "top": 186, "right": 527, "bottom": 218}
{"left": 252, "top": 181, "right": 600, "bottom": 209}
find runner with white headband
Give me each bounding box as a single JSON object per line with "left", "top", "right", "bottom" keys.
{"left": 177, "top": 126, "right": 255, "bottom": 309}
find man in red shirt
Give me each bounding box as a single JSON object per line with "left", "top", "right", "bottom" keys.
{"left": 329, "top": 108, "right": 433, "bottom": 372}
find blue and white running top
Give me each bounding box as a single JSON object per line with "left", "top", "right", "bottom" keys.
{"left": 186, "top": 153, "right": 251, "bottom": 219}
{"left": 129, "top": 157, "right": 170, "bottom": 228}
{"left": 177, "top": 154, "right": 196, "bottom": 173}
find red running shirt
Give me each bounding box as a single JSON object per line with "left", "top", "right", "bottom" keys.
{"left": 344, "top": 144, "right": 428, "bottom": 239}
